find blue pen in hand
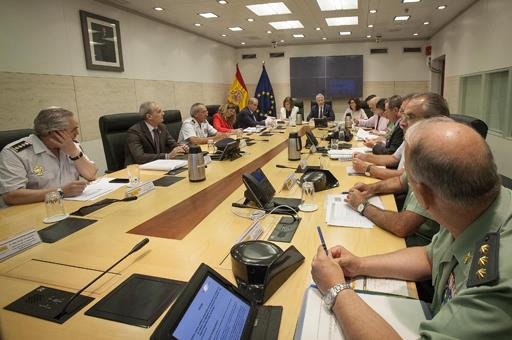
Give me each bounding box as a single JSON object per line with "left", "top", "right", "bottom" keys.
{"left": 316, "top": 225, "right": 328, "bottom": 255}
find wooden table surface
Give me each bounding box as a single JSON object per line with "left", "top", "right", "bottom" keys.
{"left": 0, "top": 125, "right": 412, "bottom": 340}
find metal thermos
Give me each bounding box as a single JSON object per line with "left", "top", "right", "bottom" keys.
{"left": 288, "top": 132, "right": 302, "bottom": 161}
{"left": 344, "top": 114, "right": 353, "bottom": 129}
{"left": 188, "top": 145, "right": 206, "bottom": 182}
{"left": 296, "top": 113, "right": 303, "bottom": 125}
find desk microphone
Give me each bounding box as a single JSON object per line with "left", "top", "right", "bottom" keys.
{"left": 276, "top": 165, "right": 296, "bottom": 170}
{"left": 55, "top": 238, "right": 150, "bottom": 320}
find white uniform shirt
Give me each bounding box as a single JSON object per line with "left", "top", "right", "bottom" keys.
{"left": 178, "top": 117, "right": 217, "bottom": 143}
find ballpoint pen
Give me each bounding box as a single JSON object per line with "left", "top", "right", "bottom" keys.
{"left": 316, "top": 225, "right": 328, "bottom": 255}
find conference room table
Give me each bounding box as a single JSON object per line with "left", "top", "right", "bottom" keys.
{"left": 0, "top": 124, "right": 415, "bottom": 339}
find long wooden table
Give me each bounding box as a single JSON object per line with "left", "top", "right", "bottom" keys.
{"left": 0, "top": 126, "right": 412, "bottom": 339}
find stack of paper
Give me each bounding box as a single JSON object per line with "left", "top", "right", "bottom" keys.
{"left": 356, "top": 128, "right": 380, "bottom": 141}
{"left": 294, "top": 286, "right": 428, "bottom": 340}
{"left": 328, "top": 147, "right": 372, "bottom": 160}
{"left": 325, "top": 194, "right": 384, "bottom": 228}
{"left": 64, "top": 178, "right": 126, "bottom": 201}
{"left": 139, "top": 159, "right": 187, "bottom": 171}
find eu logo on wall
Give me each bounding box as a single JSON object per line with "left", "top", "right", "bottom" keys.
{"left": 79, "top": 10, "right": 124, "bottom": 72}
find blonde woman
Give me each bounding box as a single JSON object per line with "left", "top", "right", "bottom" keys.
{"left": 279, "top": 96, "right": 299, "bottom": 124}
{"left": 213, "top": 103, "right": 239, "bottom": 133}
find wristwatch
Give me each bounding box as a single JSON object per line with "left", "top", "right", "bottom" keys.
{"left": 69, "top": 151, "right": 83, "bottom": 161}
{"left": 357, "top": 200, "right": 369, "bottom": 215}
{"left": 323, "top": 282, "right": 352, "bottom": 310}
{"left": 364, "top": 164, "right": 372, "bottom": 177}
{"left": 57, "top": 188, "right": 64, "bottom": 198}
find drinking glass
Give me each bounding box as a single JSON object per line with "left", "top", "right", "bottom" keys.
{"left": 299, "top": 181, "right": 318, "bottom": 212}
{"left": 127, "top": 164, "right": 140, "bottom": 188}
{"left": 44, "top": 191, "right": 68, "bottom": 223}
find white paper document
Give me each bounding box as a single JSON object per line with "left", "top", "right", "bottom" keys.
{"left": 294, "top": 286, "right": 427, "bottom": 340}
{"left": 325, "top": 194, "right": 384, "bottom": 228}
{"left": 139, "top": 159, "right": 187, "bottom": 171}
{"left": 328, "top": 147, "right": 372, "bottom": 160}
{"left": 349, "top": 276, "right": 409, "bottom": 297}
{"left": 356, "top": 128, "right": 380, "bottom": 141}
{"left": 64, "top": 178, "right": 125, "bottom": 201}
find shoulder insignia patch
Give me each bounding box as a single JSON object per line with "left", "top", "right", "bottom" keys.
{"left": 467, "top": 232, "right": 500, "bottom": 288}
{"left": 10, "top": 140, "right": 32, "bottom": 153}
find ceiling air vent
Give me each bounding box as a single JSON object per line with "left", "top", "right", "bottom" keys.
{"left": 403, "top": 47, "right": 422, "bottom": 53}
{"left": 370, "top": 48, "right": 388, "bottom": 54}
{"left": 242, "top": 54, "right": 257, "bottom": 59}
{"left": 269, "top": 52, "right": 285, "bottom": 58}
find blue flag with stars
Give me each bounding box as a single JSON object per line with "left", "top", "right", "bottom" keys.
{"left": 254, "top": 65, "right": 276, "bottom": 119}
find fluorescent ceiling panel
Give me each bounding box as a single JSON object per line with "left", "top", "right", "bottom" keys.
{"left": 402, "top": 0, "right": 421, "bottom": 3}
{"left": 268, "top": 20, "right": 304, "bottom": 30}
{"left": 199, "top": 12, "right": 218, "bottom": 18}
{"left": 394, "top": 15, "right": 410, "bottom": 21}
{"left": 339, "top": 31, "right": 351, "bottom": 35}
{"left": 316, "top": 0, "right": 358, "bottom": 11}
{"left": 228, "top": 26, "right": 243, "bottom": 31}
{"left": 246, "top": 2, "right": 291, "bottom": 16}
{"left": 293, "top": 34, "right": 304, "bottom": 38}
{"left": 325, "top": 16, "right": 358, "bottom": 26}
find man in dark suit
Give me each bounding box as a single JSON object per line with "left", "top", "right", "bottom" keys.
{"left": 371, "top": 95, "right": 404, "bottom": 155}
{"left": 307, "top": 93, "right": 335, "bottom": 121}
{"left": 236, "top": 98, "right": 265, "bottom": 129}
{"left": 125, "top": 101, "right": 188, "bottom": 166}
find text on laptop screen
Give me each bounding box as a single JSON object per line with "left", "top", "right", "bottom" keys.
{"left": 172, "top": 275, "right": 251, "bottom": 340}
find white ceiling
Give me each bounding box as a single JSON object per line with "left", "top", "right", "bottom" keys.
{"left": 101, "top": 0, "right": 477, "bottom": 48}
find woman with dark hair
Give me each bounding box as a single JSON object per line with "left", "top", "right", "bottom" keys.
{"left": 279, "top": 96, "right": 299, "bottom": 124}
{"left": 213, "top": 103, "right": 240, "bottom": 133}
{"left": 344, "top": 97, "right": 368, "bottom": 120}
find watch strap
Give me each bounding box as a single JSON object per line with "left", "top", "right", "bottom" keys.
{"left": 69, "top": 151, "right": 83, "bottom": 161}
{"left": 325, "top": 282, "right": 352, "bottom": 310}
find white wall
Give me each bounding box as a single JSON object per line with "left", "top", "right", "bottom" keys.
{"left": 430, "top": 0, "right": 512, "bottom": 177}
{"left": 0, "top": 0, "right": 236, "bottom": 83}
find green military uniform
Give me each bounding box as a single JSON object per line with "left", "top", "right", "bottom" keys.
{"left": 401, "top": 173, "right": 440, "bottom": 246}
{"left": 419, "top": 187, "right": 512, "bottom": 338}
{"left": 0, "top": 134, "right": 89, "bottom": 197}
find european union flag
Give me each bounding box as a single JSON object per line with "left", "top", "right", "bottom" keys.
{"left": 254, "top": 65, "right": 276, "bottom": 119}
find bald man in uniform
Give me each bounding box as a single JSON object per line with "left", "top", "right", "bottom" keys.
{"left": 312, "top": 118, "right": 512, "bottom": 339}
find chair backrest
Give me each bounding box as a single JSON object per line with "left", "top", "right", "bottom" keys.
{"left": 206, "top": 105, "right": 220, "bottom": 125}
{"left": 99, "top": 112, "right": 141, "bottom": 172}
{"left": 0, "top": 128, "right": 34, "bottom": 151}
{"left": 292, "top": 98, "right": 304, "bottom": 115}
{"left": 163, "top": 110, "right": 182, "bottom": 141}
{"left": 310, "top": 100, "right": 333, "bottom": 112}
{"left": 451, "top": 114, "right": 488, "bottom": 139}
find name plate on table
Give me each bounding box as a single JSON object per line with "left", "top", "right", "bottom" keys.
{"left": 125, "top": 181, "right": 155, "bottom": 198}
{"left": 280, "top": 173, "right": 298, "bottom": 191}
{"left": 0, "top": 229, "right": 41, "bottom": 261}
{"left": 236, "top": 221, "right": 264, "bottom": 243}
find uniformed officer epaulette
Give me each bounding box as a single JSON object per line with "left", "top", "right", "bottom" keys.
{"left": 467, "top": 232, "right": 500, "bottom": 288}
{"left": 10, "top": 140, "right": 31, "bottom": 153}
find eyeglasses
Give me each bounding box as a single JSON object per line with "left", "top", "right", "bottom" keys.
{"left": 402, "top": 113, "right": 418, "bottom": 121}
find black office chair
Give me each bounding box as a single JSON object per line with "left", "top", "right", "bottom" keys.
{"left": 206, "top": 105, "right": 221, "bottom": 125}
{"left": 164, "top": 110, "right": 182, "bottom": 141}
{"left": 451, "top": 114, "right": 488, "bottom": 139}
{"left": 99, "top": 112, "right": 141, "bottom": 172}
{"left": 310, "top": 100, "right": 333, "bottom": 112}
{"left": 500, "top": 175, "right": 512, "bottom": 190}
{"left": 0, "top": 128, "right": 34, "bottom": 151}
{"left": 292, "top": 98, "right": 304, "bottom": 115}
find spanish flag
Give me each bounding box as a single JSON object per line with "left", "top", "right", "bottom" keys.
{"left": 227, "top": 64, "right": 249, "bottom": 110}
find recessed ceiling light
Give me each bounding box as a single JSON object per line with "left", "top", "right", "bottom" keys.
{"left": 228, "top": 26, "right": 243, "bottom": 31}
{"left": 316, "top": 0, "right": 358, "bottom": 11}
{"left": 366, "top": 35, "right": 372, "bottom": 38}
{"left": 194, "top": 23, "right": 201, "bottom": 27}
{"left": 339, "top": 31, "right": 351, "bottom": 36}
{"left": 241, "top": 42, "right": 246, "bottom": 45}
{"left": 199, "top": 12, "right": 218, "bottom": 18}
{"left": 424, "top": 21, "right": 430, "bottom": 25}
{"left": 247, "top": 18, "right": 255, "bottom": 22}
{"left": 280, "top": 39, "right": 285, "bottom": 43}
{"left": 368, "top": 24, "right": 373, "bottom": 28}
{"left": 322, "top": 37, "right": 327, "bottom": 40}
{"left": 437, "top": 5, "right": 447, "bottom": 10}
{"left": 218, "top": 0, "right": 228, "bottom": 4}
{"left": 413, "top": 33, "right": 419, "bottom": 36}
{"left": 316, "top": 27, "right": 321, "bottom": 31}
{"left": 402, "top": 0, "right": 421, "bottom": 3}
{"left": 293, "top": 34, "right": 305, "bottom": 38}
{"left": 269, "top": 20, "right": 304, "bottom": 30}
{"left": 221, "top": 34, "right": 227, "bottom": 37}
{"left": 246, "top": 2, "right": 291, "bottom": 16}
{"left": 325, "top": 16, "right": 358, "bottom": 26}
{"left": 266, "top": 30, "right": 272, "bottom": 34}
{"left": 394, "top": 15, "right": 410, "bottom": 21}
{"left": 369, "top": 9, "right": 377, "bottom": 14}
{"left": 153, "top": 7, "right": 164, "bottom": 11}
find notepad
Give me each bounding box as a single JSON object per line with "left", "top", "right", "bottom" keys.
{"left": 325, "top": 194, "right": 384, "bottom": 228}
{"left": 139, "top": 159, "right": 187, "bottom": 171}
{"left": 294, "top": 286, "right": 429, "bottom": 340}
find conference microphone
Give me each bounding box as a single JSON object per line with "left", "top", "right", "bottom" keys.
{"left": 276, "top": 164, "right": 296, "bottom": 170}
{"left": 55, "top": 238, "right": 150, "bottom": 320}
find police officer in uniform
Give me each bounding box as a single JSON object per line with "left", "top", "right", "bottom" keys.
{"left": 178, "top": 103, "right": 228, "bottom": 145}
{"left": 0, "top": 107, "right": 97, "bottom": 206}
{"left": 312, "top": 118, "right": 511, "bottom": 339}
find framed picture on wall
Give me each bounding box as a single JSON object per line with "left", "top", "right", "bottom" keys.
{"left": 79, "top": 10, "right": 124, "bottom": 72}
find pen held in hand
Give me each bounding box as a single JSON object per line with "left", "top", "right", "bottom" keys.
{"left": 316, "top": 225, "right": 328, "bottom": 255}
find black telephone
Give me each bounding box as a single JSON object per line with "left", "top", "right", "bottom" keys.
{"left": 242, "top": 168, "right": 276, "bottom": 208}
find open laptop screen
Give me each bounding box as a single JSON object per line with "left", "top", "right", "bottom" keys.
{"left": 172, "top": 275, "right": 251, "bottom": 340}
